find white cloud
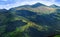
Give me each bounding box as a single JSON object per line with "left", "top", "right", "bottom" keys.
{"left": 0, "top": 0, "right": 60, "bottom": 9}
{"left": 3, "top": 0, "right": 7, "bottom": 1}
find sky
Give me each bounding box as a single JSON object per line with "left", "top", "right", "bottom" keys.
{"left": 0, "top": 0, "right": 60, "bottom": 9}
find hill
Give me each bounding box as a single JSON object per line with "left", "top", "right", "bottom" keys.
{"left": 0, "top": 3, "right": 60, "bottom": 37}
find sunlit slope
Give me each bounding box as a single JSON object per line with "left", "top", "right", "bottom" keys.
{"left": 8, "top": 7, "right": 60, "bottom": 37}
{"left": 9, "top": 3, "right": 60, "bottom": 36}
{"left": 2, "top": 15, "right": 52, "bottom": 37}
{"left": 9, "top": 6, "right": 60, "bottom": 32}
{"left": 54, "top": 35, "right": 60, "bottom": 37}
{"left": 12, "top": 6, "right": 56, "bottom": 14}
{"left": 0, "top": 3, "right": 60, "bottom": 37}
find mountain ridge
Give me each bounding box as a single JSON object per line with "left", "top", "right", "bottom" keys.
{"left": 0, "top": 2, "right": 60, "bottom": 37}
{"left": 7, "top": 2, "right": 60, "bottom": 10}
{"left": 0, "top": 2, "right": 60, "bottom": 10}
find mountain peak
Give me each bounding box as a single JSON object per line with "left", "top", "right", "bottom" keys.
{"left": 31, "top": 2, "right": 46, "bottom": 8}
{"left": 50, "top": 4, "right": 59, "bottom": 8}
{"left": 34, "top": 2, "right": 43, "bottom": 5}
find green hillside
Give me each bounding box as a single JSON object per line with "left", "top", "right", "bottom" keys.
{"left": 0, "top": 3, "right": 60, "bottom": 37}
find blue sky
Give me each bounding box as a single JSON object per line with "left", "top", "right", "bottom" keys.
{"left": 0, "top": 0, "right": 60, "bottom": 9}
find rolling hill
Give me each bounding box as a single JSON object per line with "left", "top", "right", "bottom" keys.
{"left": 0, "top": 3, "right": 60, "bottom": 37}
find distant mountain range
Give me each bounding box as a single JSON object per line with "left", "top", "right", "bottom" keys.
{"left": 13, "top": 2, "right": 60, "bottom": 8}
{"left": 0, "top": 3, "right": 60, "bottom": 37}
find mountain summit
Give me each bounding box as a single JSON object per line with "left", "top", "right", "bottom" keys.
{"left": 50, "top": 4, "right": 60, "bottom": 8}
{"left": 31, "top": 3, "right": 46, "bottom": 8}
{"left": 15, "top": 3, "right": 46, "bottom": 8}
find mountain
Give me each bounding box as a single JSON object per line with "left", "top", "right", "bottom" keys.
{"left": 31, "top": 3, "right": 46, "bottom": 8}
{"left": 49, "top": 4, "right": 60, "bottom": 8}
{"left": 0, "top": 3, "right": 60, "bottom": 37}
{"left": 13, "top": 3, "right": 46, "bottom": 8}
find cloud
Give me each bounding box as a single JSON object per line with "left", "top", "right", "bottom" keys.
{"left": 2, "top": 0, "right": 7, "bottom": 1}
{"left": 0, "top": 0, "right": 60, "bottom": 9}
{"left": 0, "top": 0, "right": 16, "bottom": 5}
{"left": 54, "top": 0, "right": 60, "bottom": 5}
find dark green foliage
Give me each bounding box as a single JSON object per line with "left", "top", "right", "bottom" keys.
{"left": 0, "top": 3, "right": 60, "bottom": 37}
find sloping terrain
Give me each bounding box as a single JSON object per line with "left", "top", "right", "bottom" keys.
{"left": 0, "top": 3, "right": 60, "bottom": 37}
